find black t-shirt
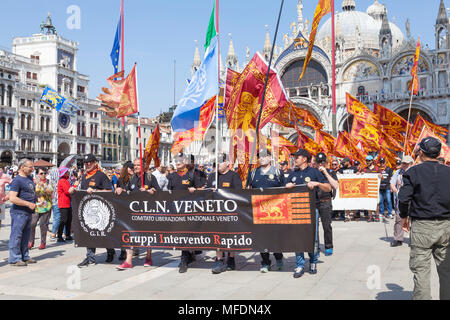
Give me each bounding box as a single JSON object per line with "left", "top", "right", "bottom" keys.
{"left": 193, "top": 169, "right": 207, "bottom": 187}
{"left": 249, "top": 166, "right": 285, "bottom": 189}
{"left": 80, "top": 171, "right": 112, "bottom": 191}
{"left": 338, "top": 166, "right": 358, "bottom": 174}
{"left": 379, "top": 166, "right": 393, "bottom": 190}
{"left": 287, "top": 166, "right": 328, "bottom": 204}
{"left": 206, "top": 170, "right": 243, "bottom": 189}
{"left": 167, "top": 170, "right": 203, "bottom": 191}
{"left": 318, "top": 169, "right": 337, "bottom": 200}
{"left": 126, "top": 173, "right": 160, "bottom": 192}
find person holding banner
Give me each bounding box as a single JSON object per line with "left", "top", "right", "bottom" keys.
{"left": 77, "top": 154, "right": 116, "bottom": 268}
{"left": 315, "top": 153, "right": 338, "bottom": 256}
{"left": 378, "top": 158, "right": 393, "bottom": 219}
{"left": 116, "top": 159, "right": 160, "bottom": 270}
{"left": 249, "top": 149, "right": 286, "bottom": 273}
{"left": 361, "top": 155, "right": 381, "bottom": 222}
{"left": 167, "top": 153, "right": 204, "bottom": 273}
{"left": 398, "top": 137, "right": 450, "bottom": 300}
{"left": 207, "top": 153, "right": 243, "bottom": 274}
{"left": 338, "top": 157, "right": 359, "bottom": 221}
{"left": 286, "top": 149, "right": 331, "bottom": 278}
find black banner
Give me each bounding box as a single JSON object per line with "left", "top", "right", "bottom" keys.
{"left": 72, "top": 186, "right": 316, "bottom": 252}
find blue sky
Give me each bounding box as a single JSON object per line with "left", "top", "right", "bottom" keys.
{"left": 0, "top": 0, "right": 445, "bottom": 118}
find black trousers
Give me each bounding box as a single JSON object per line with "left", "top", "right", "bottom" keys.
{"left": 58, "top": 207, "right": 72, "bottom": 239}
{"left": 318, "top": 200, "right": 333, "bottom": 249}
{"left": 260, "top": 252, "right": 283, "bottom": 266}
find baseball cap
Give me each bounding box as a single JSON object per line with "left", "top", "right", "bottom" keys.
{"left": 291, "top": 148, "right": 310, "bottom": 158}
{"left": 366, "top": 155, "right": 374, "bottom": 161}
{"left": 83, "top": 154, "right": 97, "bottom": 163}
{"left": 316, "top": 152, "right": 327, "bottom": 163}
{"left": 419, "top": 137, "right": 442, "bottom": 158}
{"left": 59, "top": 166, "right": 69, "bottom": 178}
{"left": 401, "top": 155, "right": 414, "bottom": 164}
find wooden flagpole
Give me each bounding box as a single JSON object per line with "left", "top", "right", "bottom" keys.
{"left": 403, "top": 85, "right": 415, "bottom": 156}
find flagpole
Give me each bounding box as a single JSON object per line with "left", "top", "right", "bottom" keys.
{"left": 331, "top": 0, "right": 337, "bottom": 137}
{"left": 120, "top": 0, "right": 126, "bottom": 160}
{"left": 245, "top": 0, "right": 284, "bottom": 189}
{"left": 135, "top": 63, "right": 145, "bottom": 185}
{"left": 403, "top": 85, "right": 414, "bottom": 156}
{"left": 215, "top": 0, "right": 220, "bottom": 190}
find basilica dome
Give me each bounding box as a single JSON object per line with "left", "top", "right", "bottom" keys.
{"left": 316, "top": 0, "right": 405, "bottom": 52}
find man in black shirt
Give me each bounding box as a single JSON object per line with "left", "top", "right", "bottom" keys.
{"left": 77, "top": 154, "right": 116, "bottom": 267}
{"left": 168, "top": 153, "right": 203, "bottom": 273}
{"left": 187, "top": 155, "right": 207, "bottom": 188}
{"left": 249, "top": 149, "right": 286, "bottom": 273}
{"left": 337, "top": 157, "right": 358, "bottom": 221}
{"left": 378, "top": 158, "right": 393, "bottom": 219}
{"left": 399, "top": 137, "right": 450, "bottom": 300}
{"left": 315, "top": 153, "right": 338, "bottom": 256}
{"left": 207, "top": 153, "right": 242, "bottom": 274}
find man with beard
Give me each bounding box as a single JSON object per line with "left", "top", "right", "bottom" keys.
{"left": 207, "top": 153, "right": 243, "bottom": 274}
{"left": 77, "top": 154, "right": 116, "bottom": 267}
{"left": 168, "top": 153, "right": 203, "bottom": 273}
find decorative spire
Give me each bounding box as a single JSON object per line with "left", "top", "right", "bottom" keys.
{"left": 263, "top": 25, "right": 272, "bottom": 60}
{"left": 379, "top": 8, "right": 391, "bottom": 37}
{"left": 225, "top": 33, "right": 238, "bottom": 70}
{"left": 297, "top": 0, "right": 304, "bottom": 33}
{"left": 342, "top": 0, "right": 356, "bottom": 11}
{"left": 436, "top": 0, "right": 448, "bottom": 25}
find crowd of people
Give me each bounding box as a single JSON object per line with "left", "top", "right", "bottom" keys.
{"left": 1, "top": 136, "right": 449, "bottom": 299}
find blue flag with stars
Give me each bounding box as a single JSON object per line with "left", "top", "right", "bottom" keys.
{"left": 40, "top": 86, "right": 80, "bottom": 117}
{"left": 110, "top": 16, "right": 121, "bottom": 73}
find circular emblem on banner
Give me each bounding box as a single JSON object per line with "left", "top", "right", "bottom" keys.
{"left": 292, "top": 177, "right": 297, "bottom": 182}
{"left": 269, "top": 174, "right": 274, "bottom": 180}
{"left": 305, "top": 177, "right": 311, "bottom": 183}
{"left": 78, "top": 194, "right": 116, "bottom": 236}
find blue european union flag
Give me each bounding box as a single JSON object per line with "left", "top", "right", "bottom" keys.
{"left": 110, "top": 16, "right": 122, "bottom": 74}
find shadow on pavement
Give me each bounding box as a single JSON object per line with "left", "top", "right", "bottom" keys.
{"left": 375, "top": 283, "right": 413, "bottom": 300}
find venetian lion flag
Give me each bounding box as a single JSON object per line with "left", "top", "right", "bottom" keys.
{"left": 97, "top": 65, "right": 138, "bottom": 118}
{"left": 334, "top": 131, "right": 367, "bottom": 165}
{"left": 409, "top": 37, "right": 420, "bottom": 95}
{"left": 332, "top": 174, "right": 380, "bottom": 211}
{"left": 315, "top": 130, "right": 335, "bottom": 154}
{"left": 408, "top": 114, "right": 448, "bottom": 145}
{"left": 297, "top": 130, "right": 323, "bottom": 156}
{"left": 298, "top": 0, "right": 332, "bottom": 81}
{"left": 414, "top": 126, "right": 450, "bottom": 163}
{"left": 350, "top": 118, "right": 382, "bottom": 150}
{"left": 144, "top": 124, "right": 161, "bottom": 170}
{"left": 346, "top": 93, "right": 380, "bottom": 127}
{"left": 373, "top": 103, "right": 408, "bottom": 133}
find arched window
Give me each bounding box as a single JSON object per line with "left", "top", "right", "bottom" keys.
{"left": 0, "top": 118, "right": 5, "bottom": 139}
{"left": 77, "top": 122, "right": 81, "bottom": 136}
{"left": 281, "top": 59, "right": 328, "bottom": 96}
{"left": 40, "top": 116, "right": 45, "bottom": 131}
{"left": 0, "top": 84, "right": 4, "bottom": 105}
{"left": 357, "top": 86, "right": 365, "bottom": 96}
{"left": 46, "top": 118, "right": 50, "bottom": 132}
{"left": 7, "top": 86, "right": 13, "bottom": 107}
{"left": 7, "top": 119, "right": 13, "bottom": 139}
{"left": 27, "top": 115, "right": 32, "bottom": 131}
{"left": 21, "top": 114, "right": 25, "bottom": 130}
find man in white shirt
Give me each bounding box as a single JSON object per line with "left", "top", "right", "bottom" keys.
{"left": 152, "top": 166, "right": 169, "bottom": 191}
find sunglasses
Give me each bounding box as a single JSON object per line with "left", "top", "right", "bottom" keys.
{"left": 38, "top": 172, "right": 46, "bottom": 175}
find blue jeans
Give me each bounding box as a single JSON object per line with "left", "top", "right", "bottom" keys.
{"left": 9, "top": 212, "right": 32, "bottom": 263}
{"left": 379, "top": 189, "right": 392, "bottom": 216}
{"left": 295, "top": 209, "right": 320, "bottom": 268}
{"left": 51, "top": 204, "right": 62, "bottom": 234}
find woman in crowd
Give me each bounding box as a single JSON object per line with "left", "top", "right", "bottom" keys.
{"left": 29, "top": 168, "right": 53, "bottom": 249}
{"left": 57, "top": 167, "right": 74, "bottom": 242}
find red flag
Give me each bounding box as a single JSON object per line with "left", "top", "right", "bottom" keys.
{"left": 373, "top": 103, "right": 408, "bottom": 133}
{"left": 315, "top": 130, "right": 335, "bottom": 155}
{"left": 117, "top": 64, "right": 138, "bottom": 118}
{"left": 409, "top": 38, "right": 420, "bottom": 95}
{"left": 297, "top": 130, "right": 323, "bottom": 156}
{"left": 350, "top": 118, "right": 382, "bottom": 149}
{"left": 346, "top": 93, "right": 380, "bottom": 127}
{"left": 144, "top": 124, "right": 161, "bottom": 170}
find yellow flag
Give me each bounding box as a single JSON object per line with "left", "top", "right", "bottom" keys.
{"left": 298, "top": 0, "right": 332, "bottom": 81}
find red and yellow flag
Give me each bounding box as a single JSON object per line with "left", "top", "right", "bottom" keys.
{"left": 144, "top": 124, "right": 161, "bottom": 170}
{"left": 315, "top": 130, "right": 335, "bottom": 155}
{"left": 297, "top": 130, "right": 323, "bottom": 156}
{"left": 298, "top": 0, "right": 332, "bottom": 81}
{"left": 350, "top": 118, "right": 382, "bottom": 150}
{"left": 171, "top": 96, "right": 216, "bottom": 154}
{"left": 408, "top": 114, "right": 448, "bottom": 145}
{"left": 380, "top": 131, "right": 403, "bottom": 152}
{"left": 409, "top": 37, "right": 420, "bottom": 95}
{"left": 414, "top": 127, "right": 449, "bottom": 163}
{"left": 346, "top": 93, "right": 380, "bottom": 127}
{"left": 373, "top": 103, "right": 408, "bottom": 133}
{"left": 334, "top": 131, "right": 367, "bottom": 166}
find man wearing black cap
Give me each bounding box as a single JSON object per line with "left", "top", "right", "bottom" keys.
{"left": 206, "top": 153, "right": 242, "bottom": 274}
{"left": 248, "top": 148, "right": 286, "bottom": 273}
{"left": 315, "top": 153, "right": 338, "bottom": 256}
{"left": 168, "top": 153, "right": 204, "bottom": 273}
{"left": 286, "top": 149, "right": 331, "bottom": 278}
{"left": 399, "top": 137, "right": 450, "bottom": 300}
{"left": 280, "top": 161, "right": 291, "bottom": 179}
{"left": 77, "top": 154, "right": 116, "bottom": 267}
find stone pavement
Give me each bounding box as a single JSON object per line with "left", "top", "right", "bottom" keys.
{"left": 0, "top": 208, "right": 439, "bottom": 300}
